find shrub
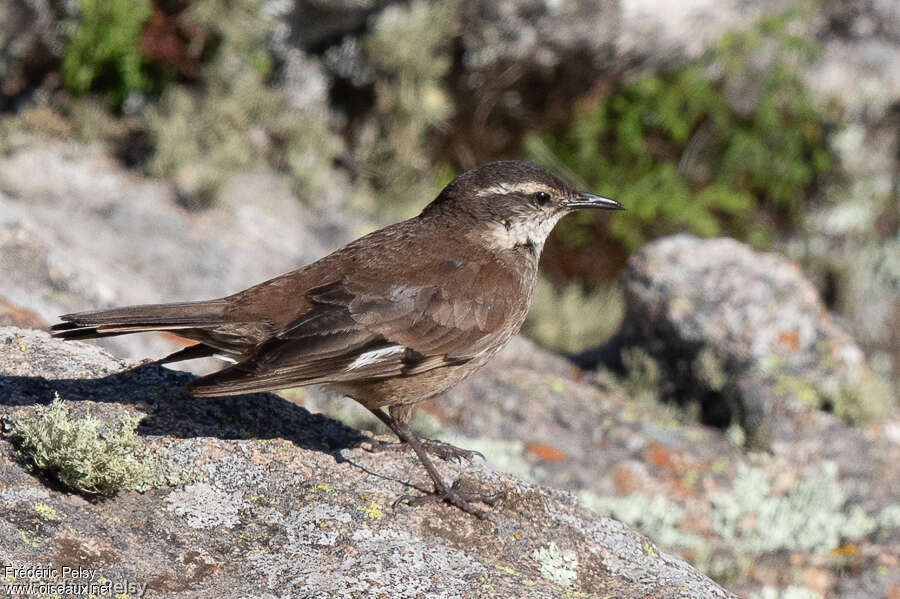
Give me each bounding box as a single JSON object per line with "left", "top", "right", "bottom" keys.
{"left": 61, "top": 0, "right": 154, "bottom": 107}
{"left": 528, "top": 12, "right": 834, "bottom": 253}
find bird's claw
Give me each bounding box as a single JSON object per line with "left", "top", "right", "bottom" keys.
{"left": 392, "top": 480, "right": 505, "bottom": 520}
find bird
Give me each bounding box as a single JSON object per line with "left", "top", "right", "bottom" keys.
{"left": 52, "top": 160, "right": 624, "bottom": 518}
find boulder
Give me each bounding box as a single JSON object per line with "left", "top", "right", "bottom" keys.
{"left": 0, "top": 326, "right": 736, "bottom": 598}
{"left": 611, "top": 234, "right": 890, "bottom": 447}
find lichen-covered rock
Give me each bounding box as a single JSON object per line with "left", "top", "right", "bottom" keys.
{"left": 616, "top": 235, "right": 892, "bottom": 445}
{"left": 0, "top": 326, "right": 736, "bottom": 598}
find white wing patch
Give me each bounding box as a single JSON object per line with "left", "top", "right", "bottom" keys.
{"left": 345, "top": 345, "right": 406, "bottom": 371}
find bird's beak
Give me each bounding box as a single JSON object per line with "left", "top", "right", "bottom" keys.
{"left": 563, "top": 192, "right": 625, "bottom": 211}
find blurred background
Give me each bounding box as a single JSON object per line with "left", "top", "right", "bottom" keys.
{"left": 0, "top": 0, "right": 897, "bottom": 597}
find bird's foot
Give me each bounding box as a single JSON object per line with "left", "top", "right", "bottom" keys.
{"left": 368, "top": 437, "right": 484, "bottom": 464}
{"left": 393, "top": 479, "right": 505, "bottom": 520}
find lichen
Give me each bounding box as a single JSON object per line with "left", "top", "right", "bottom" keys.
{"left": 752, "top": 586, "right": 823, "bottom": 599}
{"left": 710, "top": 462, "right": 876, "bottom": 555}
{"left": 531, "top": 542, "right": 578, "bottom": 588}
{"left": 579, "top": 491, "right": 703, "bottom": 549}
{"left": 357, "top": 500, "right": 384, "bottom": 521}
{"left": 13, "top": 395, "right": 170, "bottom": 496}
{"left": 33, "top": 502, "right": 59, "bottom": 521}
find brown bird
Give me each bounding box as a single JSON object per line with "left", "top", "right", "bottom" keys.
{"left": 52, "top": 160, "right": 624, "bottom": 518}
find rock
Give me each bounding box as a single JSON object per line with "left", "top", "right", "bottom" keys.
{"left": 0, "top": 326, "right": 736, "bottom": 598}
{"left": 614, "top": 0, "right": 900, "bottom": 382}
{"left": 282, "top": 323, "right": 900, "bottom": 599}
{"left": 613, "top": 235, "right": 890, "bottom": 446}
{"left": 0, "top": 141, "right": 360, "bottom": 364}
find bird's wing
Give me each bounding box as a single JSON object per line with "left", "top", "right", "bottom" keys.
{"left": 188, "top": 258, "right": 522, "bottom": 397}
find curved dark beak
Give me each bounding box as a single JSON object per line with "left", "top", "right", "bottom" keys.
{"left": 564, "top": 192, "right": 625, "bottom": 211}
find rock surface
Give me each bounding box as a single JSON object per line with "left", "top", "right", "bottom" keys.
{"left": 0, "top": 141, "right": 360, "bottom": 364}
{"left": 610, "top": 235, "right": 890, "bottom": 447}
{"left": 0, "top": 326, "right": 735, "bottom": 598}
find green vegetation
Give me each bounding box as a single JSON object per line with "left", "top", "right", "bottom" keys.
{"left": 146, "top": 0, "right": 339, "bottom": 205}
{"left": 528, "top": 12, "right": 833, "bottom": 253}
{"left": 13, "top": 395, "right": 170, "bottom": 496}
{"left": 522, "top": 277, "right": 624, "bottom": 352}
{"left": 353, "top": 0, "right": 457, "bottom": 219}
{"left": 61, "top": 0, "right": 154, "bottom": 107}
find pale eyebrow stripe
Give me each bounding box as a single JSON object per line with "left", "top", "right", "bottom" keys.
{"left": 475, "top": 182, "right": 550, "bottom": 197}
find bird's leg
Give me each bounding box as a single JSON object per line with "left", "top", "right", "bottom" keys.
{"left": 367, "top": 408, "right": 503, "bottom": 520}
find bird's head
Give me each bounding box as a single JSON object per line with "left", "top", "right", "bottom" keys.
{"left": 422, "top": 160, "right": 624, "bottom": 254}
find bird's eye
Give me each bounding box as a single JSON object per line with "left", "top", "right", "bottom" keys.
{"left": 534, "top": 191, "right": 551, "bottom": 205}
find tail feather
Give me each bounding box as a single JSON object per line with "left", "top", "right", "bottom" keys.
{"left": 51, "top": 300, "right": 228, "bottom": 340}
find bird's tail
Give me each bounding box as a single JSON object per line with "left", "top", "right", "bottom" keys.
{"left": 51, "top": 300, "right": 229, "bottom": 341}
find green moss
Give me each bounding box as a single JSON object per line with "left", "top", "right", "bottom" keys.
{"left": 527, "top": 11, "right": 834, "bottom": 253}
{"left": 13, "top": 395, "right": 171, "bottom": 496}
{"left": 146, "top": 0, "right": 339, "bottom": 205}
{"left": 522, "top": 277, "right": 624, "bottom": 353}
{"left": 61, "top": 0, "right": 154, "bottom": 107}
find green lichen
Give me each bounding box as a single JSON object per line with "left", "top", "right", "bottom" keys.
{"left": 357, "top": 500, "right": 384, "bottom": 521}
{"left": 13, "top": 395, "right": 171, "bottom": 496}
{"left": 693, "top": 348, "right": 728, "bottom": 392}
{"left": 522, "top": 277, "right": 624, "bottom": 353}
{"left": 528, "top": 10, "right": 833, "bottom": 253}
{"left": 580, "top": 491, "right": 703, "bottom": 549}
{"left": 531, "top": 542, "right": 578, "bottom": 588}
{"left": 33, "top": 502, "right": 59, "bottom": 521}
{"left": 710, "top": 462, "right": 876, "bottom": 555}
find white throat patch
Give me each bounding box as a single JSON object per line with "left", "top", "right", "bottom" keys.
{"left": 486, "top": 210, "right": 565, "bottom": 251}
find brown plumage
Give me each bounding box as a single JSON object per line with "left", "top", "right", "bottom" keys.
{"left": 52, "top": 160, "right": 624, "bottom": 518}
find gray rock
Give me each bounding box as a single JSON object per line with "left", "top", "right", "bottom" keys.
{"left": 0, "top": 326, "right": 736, "bottom": 598}
{"left": 0, "top": 141, "right": 360, "bottom": 363}
{"left": 616, "top": 235, "right": 887, "bottom": 446}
